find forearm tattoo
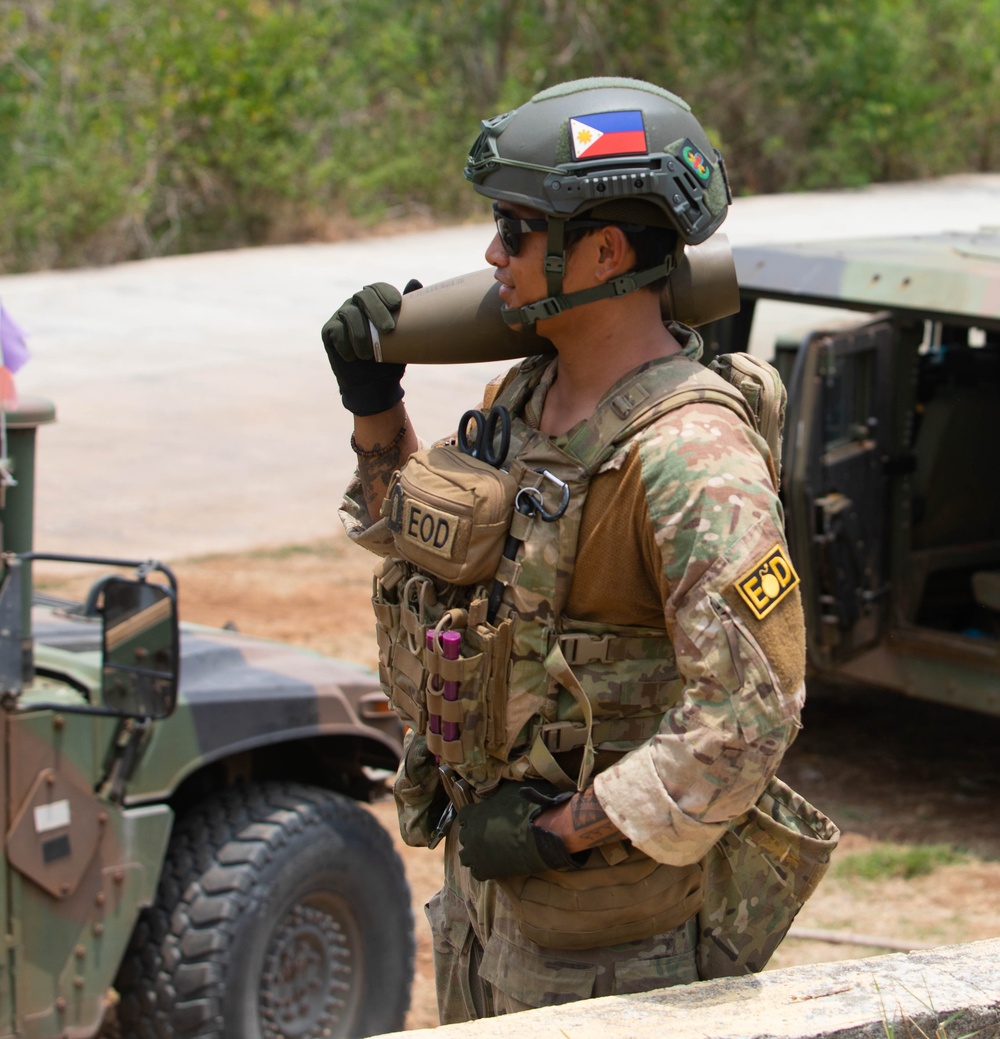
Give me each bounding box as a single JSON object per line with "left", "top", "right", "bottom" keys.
{"left": 569, "top": 789, "right": 620, "bottom": 847}
{"left": 359, "top": 446, "right": 404, "bottom": 521}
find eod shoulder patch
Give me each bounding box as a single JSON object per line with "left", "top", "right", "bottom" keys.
{"left": 734, "top": 544, "right": 800, "bottom": 620}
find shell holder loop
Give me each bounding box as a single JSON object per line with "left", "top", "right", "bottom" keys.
{"left": 402, "top": 575, "right": 436, "bottom": 654}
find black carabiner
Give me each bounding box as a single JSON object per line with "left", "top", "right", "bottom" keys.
{"left": 529, "top": 469, "right": 571, "bottom": 521}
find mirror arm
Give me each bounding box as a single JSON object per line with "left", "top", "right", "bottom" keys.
{"left": 11, "top": 701, "right": 148, "bottom": 718}
{"left": 97, "top": 718, "right": 151, "bottom": 804}
{"left": 23, "top": 553, "right": 177, "bottom": 595}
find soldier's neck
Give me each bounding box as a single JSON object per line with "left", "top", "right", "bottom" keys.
{"left": 538, "top": 300, "right": 681, "bottom": 436}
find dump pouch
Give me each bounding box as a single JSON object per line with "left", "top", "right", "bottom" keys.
{"left": 383, "top": 445, "right": 518, "bottom": 585}
{"left": 696, "top": 776, "right": 840, "bottom": 978}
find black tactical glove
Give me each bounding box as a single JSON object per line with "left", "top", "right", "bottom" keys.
{"left": 457, "top": 780, "right": 586, "bottom": 881}
{"left": 320, "top": 279, "right": 421, "bottom": 416}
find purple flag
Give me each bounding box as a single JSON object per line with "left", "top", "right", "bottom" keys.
{"left": 0, "top": 300, "right": 31, "bottom": 373}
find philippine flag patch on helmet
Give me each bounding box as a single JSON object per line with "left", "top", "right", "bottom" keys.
{"left": 570, "top": 110, "right": 647, "bottom": 160}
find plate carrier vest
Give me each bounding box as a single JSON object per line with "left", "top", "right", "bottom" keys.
{"left": 372, "top": 349, "right": 778, "bottom": 797}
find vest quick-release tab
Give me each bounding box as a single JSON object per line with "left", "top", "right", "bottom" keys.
{"left": 559, "top": 632, "right": 618, "bottom": 665}
{"left": 610, "top": 384, "right": 651, "bottom": 420}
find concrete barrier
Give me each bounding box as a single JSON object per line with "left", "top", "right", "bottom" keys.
{"left": 381, "top": 937, "right": 1000, "bottom": 1039}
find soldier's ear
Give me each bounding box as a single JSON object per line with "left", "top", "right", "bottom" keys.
{"left": 593, "top": 225, "right": 634, "bottom": 282}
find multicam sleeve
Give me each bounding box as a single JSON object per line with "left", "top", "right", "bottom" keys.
{"left": 338, "top": 471, "right": 396, "bottom": 556}
{"left": 594, "top": 403, "right": 806, "bottom": 866}
{"left": 394, "top": 729, "right": 450, "bottom": 847}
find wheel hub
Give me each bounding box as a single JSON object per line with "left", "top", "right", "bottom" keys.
{"left": 260, "top": 901, "right": 354, "bottom": 1039}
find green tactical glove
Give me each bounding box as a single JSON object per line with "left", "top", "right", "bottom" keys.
{"left": 457, "top": 780, "right": 585, "bottom": 881}
{"left": 394, "top": 731, "right": 450, "bottom": 849}
{"left": 320, "top": 280, "right": 421, "bottom": 416}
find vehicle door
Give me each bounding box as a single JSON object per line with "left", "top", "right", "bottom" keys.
{"left": 783, "top": 316, "right": 894, "bottom": 669}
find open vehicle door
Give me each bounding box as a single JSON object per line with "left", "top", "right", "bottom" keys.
{"left": 783, "top": 316, "right": 894, "bottom": 670}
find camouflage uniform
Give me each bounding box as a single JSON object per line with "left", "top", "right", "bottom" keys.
{"left": 340, "top": 326, "right": 805, "bottom": 1021}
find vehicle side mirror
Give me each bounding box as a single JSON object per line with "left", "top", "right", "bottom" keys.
{"left": 102, "top": 577, "right": 179, "bottom": 719}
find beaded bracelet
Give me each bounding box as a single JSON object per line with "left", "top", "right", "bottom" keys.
{"left": 350, "top": 423, "right": 407, "bottom": 460}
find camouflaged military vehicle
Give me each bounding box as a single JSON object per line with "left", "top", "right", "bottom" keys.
{"left": 703, "top": 227, "right": 1000, "bottom": 715}
{"left": 0, "top": 401, "right": 413, "bottom": 1038}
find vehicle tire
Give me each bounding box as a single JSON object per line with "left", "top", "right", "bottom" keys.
{"left": 115, "top": 782, "right": 414, "bottom": 1039}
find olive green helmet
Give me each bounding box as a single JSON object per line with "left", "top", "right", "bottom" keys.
{"left": 465, "top": 77, "right": 731, "bottom": 326}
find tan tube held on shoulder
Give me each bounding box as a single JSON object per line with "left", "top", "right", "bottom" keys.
{"left": 371, "top": 234, "right": 740, "bottom": 365}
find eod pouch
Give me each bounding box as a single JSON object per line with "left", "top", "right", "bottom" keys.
{"left": 382, "top": 445, "right": 518, "bottom": 585}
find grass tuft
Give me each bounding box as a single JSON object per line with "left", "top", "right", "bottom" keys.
{"left": 834, "top": 844, "right": 966, "bottom": 882}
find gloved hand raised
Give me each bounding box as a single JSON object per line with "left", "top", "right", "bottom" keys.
{"left": 457, "top": 780, "right": 586, "bottom": 881}
{"left": 321, "top": 280, "right": 421, "bottom": 416}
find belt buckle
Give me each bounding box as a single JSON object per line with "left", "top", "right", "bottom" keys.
{"left": 541, "top": 720, "right": 588, "bottom": 754}
{"left": 559, "top": 632, "right": 612, "bottom": 665}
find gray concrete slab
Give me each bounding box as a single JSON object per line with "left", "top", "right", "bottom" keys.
{"left": 370, "top": 937, "right": 1000, "bottom": 1039}
{"left": 1, "top": 174, "right": 998, "bottom": 561}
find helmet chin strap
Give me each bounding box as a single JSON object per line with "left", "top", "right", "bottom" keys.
{"left": 501, "top": 219, "right": 675, "bottom": 328}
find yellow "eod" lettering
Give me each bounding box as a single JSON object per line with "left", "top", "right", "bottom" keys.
{"left": 734, "top": 544, "right": 800, "bottom": 620}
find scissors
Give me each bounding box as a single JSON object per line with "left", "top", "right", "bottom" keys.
{"left": 457, "top": 405, "right": 511, "bottom": 468}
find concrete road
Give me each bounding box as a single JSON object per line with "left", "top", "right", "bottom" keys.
{"left": 1, "top": 174, "right": 998, "bottom": 560}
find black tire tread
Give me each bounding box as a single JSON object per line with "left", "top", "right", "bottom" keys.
{"left": 115, "top": 782, "right": 413, "bottom": 1039}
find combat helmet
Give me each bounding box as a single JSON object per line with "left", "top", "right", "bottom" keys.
{"left": 465, "top": 77, "right": 731, "bottom": 327}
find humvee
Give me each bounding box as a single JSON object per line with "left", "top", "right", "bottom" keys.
{"left": 0, "top": 400, "right": 413, "bottom": 1038}
{"left": 704, "top": 227, "right": 1000, "bottom": 715}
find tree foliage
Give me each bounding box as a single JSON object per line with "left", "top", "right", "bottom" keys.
{"left": 1, "top": 0, "right": 997, "bottom": 272}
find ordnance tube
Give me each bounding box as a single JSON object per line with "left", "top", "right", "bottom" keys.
{"left": 441, "top": 629, "right": 462, "bottom": 743}
{"left": 372, "top": 270, "right": 552, "bottom": 364}
{"left": 371, "top": 235, "right": 739, "bottom": 364}
{"left": 426, "top": 630, "right": 442, "bottom": 738}
{"left": 661, "top": 233, "right": 740, "bottom": 329}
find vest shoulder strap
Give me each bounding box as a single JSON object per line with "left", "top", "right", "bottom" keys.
{"left": 564, "top": 357, "right": 760, "bottom": 474}
{"left": 482, "top": 354, "right": 551, "bottom": 410}
{"left": 491, "top": 352, "right": 778, "bottom": 485}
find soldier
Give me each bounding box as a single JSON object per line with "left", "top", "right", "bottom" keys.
{"left": 324, "top": 77, "right": 806, "bottom": 1020}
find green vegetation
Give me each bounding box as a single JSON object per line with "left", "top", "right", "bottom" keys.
{"left": 2, "top": 0, "right": 998, "bottom": 272}
{"left": 833, "top": 843, "right": 967, "bottom": 882}
{"left": 876, "top": 978, "right": 983, "bottom": 1039}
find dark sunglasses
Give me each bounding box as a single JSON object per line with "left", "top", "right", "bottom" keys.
{"left": 492, "top": 202, "right": 645, "bottom": 256}
{"left": 492, "top": 203, "right": 548, "bottom": 256}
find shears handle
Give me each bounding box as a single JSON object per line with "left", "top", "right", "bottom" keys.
{"left": 457, "top": 406, "right": 511, "bottom": 468}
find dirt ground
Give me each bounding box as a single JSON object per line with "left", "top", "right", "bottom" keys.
{"left": 42, "top": 530, "right": 1000, "bottom": 1031}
